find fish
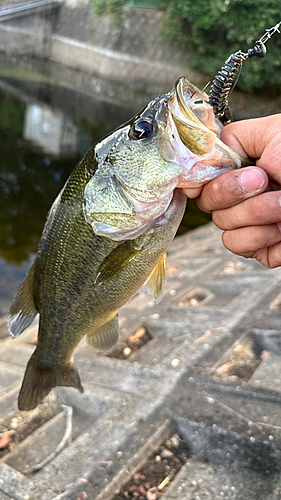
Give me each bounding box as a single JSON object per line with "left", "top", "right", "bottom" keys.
{"left": 8, "top": 78, "right": 248, "bottom": 411}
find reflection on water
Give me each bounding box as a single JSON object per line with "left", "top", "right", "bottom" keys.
{"left": 24, "top": 103, "right": 79, "bottom": 157}
{"left": 0, "top": 56, "right": 211, "bottom": 316}
{"left": 0, "top": 257, "right": 32, "bottom": 317}
{"left": 0, "top": 125, "right": 78, "bottom": 263}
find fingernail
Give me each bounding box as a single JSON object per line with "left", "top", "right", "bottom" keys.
{"left": 277, "top": 221, "right": 281, "bottom": 233}
{"left": 238, "top": 169, "right": 265, "bottom": 193}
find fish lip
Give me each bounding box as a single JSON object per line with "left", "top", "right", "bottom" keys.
{"left": 169, "top": 77, "right": 211, "bottom": 128}
{"left": 174, "top": 77, "right": 209, "bottom": 119}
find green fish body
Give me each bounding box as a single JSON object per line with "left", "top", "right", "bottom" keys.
{"left": 8, "top": 78, "right": 248, "bottom": 410}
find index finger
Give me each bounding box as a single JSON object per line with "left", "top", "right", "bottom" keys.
{"left": 197, "top": 166, "right": 268, "bottom": 213}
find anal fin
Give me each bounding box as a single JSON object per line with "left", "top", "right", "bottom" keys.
{"left": 8, "top": 262, "right": 38, "bottom": 339}
{"left": 87, "top": 313, "right": 119, "bottom": 352}
{"left": 18, "top": 352, "right": 84, "bottom": 411}
{"left": 145, "top": 252, "right": 167, "bottom": 303}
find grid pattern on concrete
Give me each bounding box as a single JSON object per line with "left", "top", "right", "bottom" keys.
{"left": 1, "top": 222, "right": 281, "bottom": 499}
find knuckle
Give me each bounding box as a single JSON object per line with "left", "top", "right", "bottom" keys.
{"left": 254, "top": 250, "right": 272, "bottom": 269}
{"left": 267, "top": 243, "right": 281, "bottom": 269}
{"left": 209, "top": 178, "right": 224, "bottom": 208}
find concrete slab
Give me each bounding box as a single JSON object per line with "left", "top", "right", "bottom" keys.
{"left": 1, "top": 223, "right": 281, "bottom": 499}
{"left": 0, "top": 493, "right": 11, "bottom": 500}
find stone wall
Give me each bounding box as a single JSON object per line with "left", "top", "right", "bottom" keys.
{"left": 51, "top": 3, "right": 205, "bottom": 89}
{"left": 0, "top": 1, "right": 206, "bottom": 91}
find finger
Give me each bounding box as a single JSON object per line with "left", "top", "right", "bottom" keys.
{"left": 181, "top": 187, "right": 202, "bottom": 199}
{"left": 222, "top": 224, "right": 281, "bottom": 256}
{"left": 197, "top": 167, "right": 268, "bottom": 213}
{"left": 221, "top": 114, "right": 281, "bottom": 161}
{"left": 212, "top": 191, "right": 281, "bottom": 230}
{"left": 227, "top": 243, "right": 281, "bottom": 269}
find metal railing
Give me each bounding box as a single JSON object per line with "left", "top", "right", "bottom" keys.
{"left": 126, "top": 0, "right": 167, "bottom": 8}
{"left": 0, "top": 0, "right": 62, "bottom": 21}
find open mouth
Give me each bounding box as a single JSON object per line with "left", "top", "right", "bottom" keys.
{"left": 164, "top": 77, "right": 249, "bottom": 187}
{"left": 168, "top": 78, "right": 219, "bottom": 155}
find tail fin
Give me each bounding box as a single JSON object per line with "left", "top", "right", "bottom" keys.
{"left": 18, "top": 353, "right": 84, "bottom": 411}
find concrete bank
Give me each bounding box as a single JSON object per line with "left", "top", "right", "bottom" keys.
{"left": 0, "top": 0, "right": 205, "bottom": 91}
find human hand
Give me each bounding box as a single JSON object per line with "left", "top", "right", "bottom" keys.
{"left": 182, "top": 114, "right": 281, "bottom": 268}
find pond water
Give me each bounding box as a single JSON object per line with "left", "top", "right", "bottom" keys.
{"left": 0, "top": 54, "right": 211, "bottom": 316}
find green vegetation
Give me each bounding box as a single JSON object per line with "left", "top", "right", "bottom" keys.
{"left": 90, "top": 0, "right": 167, "bottom": 17}
{"left": 162, "top": 0, "right": 281, "bottom": 92}
{"left": 90, "top": 0, "right": 126, "bottom": 24}
{"left": 91, "top": 0, "right": 281, "bottom": 92}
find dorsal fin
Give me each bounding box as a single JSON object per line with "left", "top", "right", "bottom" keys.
{"left": 145, "top": 252, "right": 167, "bottom": 303}
{"left": 8, "top": 262, "right": 38, "bottom": 339}
{"left": 87, "top": 313, "right": 119, "bottom": 352}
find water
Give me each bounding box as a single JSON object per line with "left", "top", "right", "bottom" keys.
{"left": 0, "top": 54, "right": 210, "bottom": 317}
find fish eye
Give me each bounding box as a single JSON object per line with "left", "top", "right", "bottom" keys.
{"left": 129, "top": 118, "right": 155, "bottom": 141}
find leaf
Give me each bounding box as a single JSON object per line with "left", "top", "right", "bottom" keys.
{"left": 129, "top": 327, "right": 146, "bottom": 343}
{"left": 146, "top": 492, "right": 158, "bottom": 500}
{"left": 133, "top": 472, "right": 146, "bottom": 481}
{"left": 0, "top": 431, "right": 12, "bottom": 449}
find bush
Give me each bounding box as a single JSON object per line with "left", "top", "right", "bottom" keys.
{"left": 162, "top": 0, "right": 281, "bottom": 91}
{"left": 90, "top": 0, "right": 126, "bottom": 24}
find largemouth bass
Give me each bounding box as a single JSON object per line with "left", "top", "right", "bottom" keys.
{"left": 8, "top": 78, "right": 248, "bottom": 411}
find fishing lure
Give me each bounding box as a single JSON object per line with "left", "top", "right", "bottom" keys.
{"left": 209, "top": 22, "right": 281, "bottom": 125}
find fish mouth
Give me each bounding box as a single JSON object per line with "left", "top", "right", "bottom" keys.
{"left": 168, "top": 77, "right": 220, "bottom": 155}
{"left": 164, "top": 77, "right": 249, "bottom": 187}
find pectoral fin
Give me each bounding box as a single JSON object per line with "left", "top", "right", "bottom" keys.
{"left": 145, "top": 252, "right": 167, "bottom": 303}
{"left": 95, "top": 241, "right": 143, "bottom": 286}
{"left": 87, "top": 313, "right": 119, "bottom": 352}
{"left": 8, "top": 262, "right": 38, "bottom": 339}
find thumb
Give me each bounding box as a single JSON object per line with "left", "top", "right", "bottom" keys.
{"left": 221, "top": 115, "right": 281, "bottom": 161}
